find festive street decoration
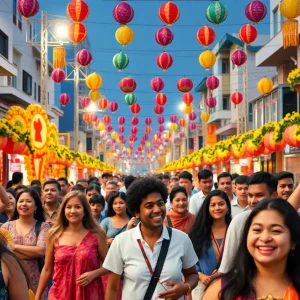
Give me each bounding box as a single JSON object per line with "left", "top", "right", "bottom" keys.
{"left": 154, "top": 105, "right": 164, "bottom": 115}
{"left": 158, "top": 1, "right": 180, "bottom": 26}
{"left": 201, "top": 112, "right": 210, "bottom": 123}
{"left": 239, "top": 24, "right": 257, "bottom": 44}
{"left": 189, "top": 112, "right": 197, "bottom": 121}
{"left": 199, "top": 50, "right": 216, "bottom": 70}
{"left": 190, "top": 122, "right": 197, "bottom": 130}
{"left": 131, "top": 126, "right": 138, "bottom": 135}
{"left": 231, "top": 92, "right": 243, "bottom": 105}
{"left": 108, "top": 101, "right": 118, "bottom": 113}
{"left": 17, "top": 0, "right": 39, "bottom": 19}
{"left": 145, "top": 117, "right": 152, "bottom": 126}
{"left": 155, "top": 27, "right": 174, "bottom": 47}
{"left": 178, "top": 118, "right": 186, "bottom": 128}
{"left": 206, "top": 75, "right": 219, "bottom": 90}
{"left": 103, "top": 115, "right": 111, "bottom": 124}
{"left": 155, "top": 93, "right": 167, "bottom": 106}
{"left": 287, "top": 68, "right": 300, "bottom": 93}
{"left": 231, "top": 49, "right": 247, "bottom": 67}
{"left": 157, "top": 116, "right": 165, "bottom": 124}
{"left": 170, "top": 123, "right": 177, "bottom": 131}
{"left": 158, "top": 125, "right": 165, "bottom": 132}
{"left": 131, "top": 117, "right": 139, "bottom": 126}
{"left": 177, "top": 78, "right": 193, "bottom": 92}
{"left": 130, "top": 103, "right": 141, "bottom": 114}
{"left": 182, "top": 93, "right": 194, "bottom": 105}
{"left": 68, "top": 23, "right": 87, "bottom": 44}
{"left": 83, "top": 113, "right": 94, "bottom": 124}
{"left": 115, "top": 25, "right": 134, "bottom": 46}
{"left": 170, "top": 115, "right": 178, "bottom": 123}
{"left": 67, "top": 0, "right": 89, "bottom": 22}
{"left": 183, "top": 104, "right": 193, "bottom": 114}
{"left": 118, "top": 116, "right": 126, "bottom": 125}
{"left": 113, "top": 52, "right": 129, "bottom": 71}
{"left": 206, "top": 1, "right": 228, "bottom": 25}
{"left": 151, "top": 77, "right": 164, "bottom": 92}
{"left": 53, "top": 47, "right": 66, "bottom": 69}
{"left": 245, "top": 0, "right": 267, "bottom": 24}
{"left": 86, "top": 72, "right": 102, "bottom": 91}
{"left": 120, "top": 77, "right": 136, "bottom": 93}
{"left": 257, "top": 77, "right": 273, "bottom": 95}
{"left": 125, "top": 93, "right": 137, "bottom": 105}
{"left": 156, "top": 52, "right": 173, "bottom": 71}
{"left": 80, "top": 97, "right": 91, "bottom": 109}
{"left": 51, "top": 69, "right": 66, "bottom": 83}
{"left": 88, "top": 90, "right": 100, "bottom": 102}
{"left": 197, "top": 26, "right": 216, "bottom": 47}
{"left": 113, "top": 1, "right": 134, "bottom": 25}
{"left": 118, "top": 125, "right": 125, "bottom": 133}
{"left": 76, "top": 49, "right": 92, "bottom": 66}
{"left": 59, "top": 94, "right": 70, "bottom": 107}
{"left": 206, "top": 96, "right": 217, "bottom": 108}
{"left": 98, "top": 98, "right": 108, "bottom": 111}
{"left": 145, "top": 126, "right": 152, "bottom": 134}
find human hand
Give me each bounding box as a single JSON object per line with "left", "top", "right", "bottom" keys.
{"left": 157, "top": 282, "right": 189, "bottom": 299}
{"left": 199, "top": 273, "right": 211, "bottom": 286}
{"left": 107, "top": 238, "right": 114, "bottom": 246}
{"left": 76, "top": 272, "right": 95, "bottom": 287}
{"left": 127, "top": 217, "right": 137, "bottom": 230}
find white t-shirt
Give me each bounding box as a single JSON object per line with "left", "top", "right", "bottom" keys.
{"left": 219, "top": 210, "right": 251, "bottom": 273}
{"left": 231, "top": 198, "right": 250, "bottom": 217}
{"left": 103, "top": 224, "right": 198, "bottom": 300}
{"left": 188, "top": 190, "right": 207, "bottom": 215}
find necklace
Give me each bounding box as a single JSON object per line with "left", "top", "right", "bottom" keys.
{"left": 257, "top": 296, "right": 283, "bottom": 300}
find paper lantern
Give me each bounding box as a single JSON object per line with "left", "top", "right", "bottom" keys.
{"left": 157, "top": 116, "right": 165, "bottom": 124}
{"left": 179, "top": 132, "right": 185, "bottom": 139}
{"left": 189, "top": 112, "right": 197, "bottom": 121}
{"left": 0, "top": 137, "right": 8, "bottom": 151}
{"left": 182, "top": 93, "right": 194, "bottom": 105}
{"left": 3, "top": 139, "right": 26, "bottom": 155}
{"left": 158, "top": 125, "right": 165, "bottom": 132}
{"left": 170, "top": 115, "right": 177, "bottom": 123}
{"left": 178, "top": 118, "right": 186, "bottom": 128}
{"left": 145, "top": 117, "right": 152, "bottom": 126}
{"left": 206, "top": 75, "right": 219, "bottom": 90}
{"left": 131, "top": 126, "right": 138, "bottom": 135}
{"left": 264, "top": 132, "right": 286, "bottom": 152}
{"left": 245, "top": 0, "right": 267, "bottom": 24}
{"left": 239, "top": 24, "right": 257, "bottom": 44}
{"left": 67, "top": 0, "right": 89, "bottom": 22}
{"left": 231, "top": 92, "right": 243, "bottom": 105}
{"left": 156, "top": 52, "right": 173, "bottom": 71}
{"left": 206, "top": 1, "right": 228, "bottom": 25}
{"left": 118, "top": 116, "right": 125, "bottom": 125}
{"left": 197, "top": 26, "right": 216, "bottom": 47}
{"left": 59, "top": 93, "right": 70, "bottom": 107}
{"left": 206, "top": 97, "right": 217, "bottom": 108}
{"left": 231, "top": 49, "right": 247, "bottom": 67}
{"left": 145, "top": 126, "right": 152, "bottom": 134}
{"left": 201, "top": 112, "right": 210, "bottom": 123}
{"left": 151, "top": 77, "right": 164, "bottom": 93}
{"left": 199, "top": 50, "right": 216, "bottom": 70}
{"left": 51, "top": 69, "right": 66, "bottom": 83}
{"left": 68, "top": 22, "right": 87, "bottom": 44}
{"left": 284, "top": 125, "right": 300, "bottom": 147}
{"left": 113, "top": 52, "right": 129, "bottom": 71}
{"left": 154, "top": 105, "right": 164, "bottom": 115}
{"left": 131, "top": 117, "right": 139, "bottom": 126}
{"left": 257, "top": 78, "right": 273, "bottom": 95}
{"left": 155, "top": 27, "right": 174, "bottom": 47}
{"left": 106, "top": 124, "right": 113, "bottom": 132}
{"left": 155, "top": 93, "right": 167, "bottom": 106}
{"left": 111, "top": 131, "right": 119, "bottom": 140}
{"left": 109, "top": 101, "right": 118, "bottom": 113}
{"left": 118, "top": 125, "right": 124, "bottom": 133}
{"left": 130, "top": 103, "right": 141, "bottom": 114}
{"left": 190, "top": 122, "right": 197, "bottom": 130}
{"left": 183, "top": 104, "right": 193, "bottom": 115}
{"left": 177, "top": 78, "right": 193, "bottom": 93}
{"left": 103, "top": 115, "right": 111, "bottom": 124}
{"left": 98, "top": 98, "right": 108, "bottom": 111}
{"left": 113, "top": 2, "right": 134, "bottom": 25}
{"left": 76, "top": 49, "right": 92, "bottom": 66}
{"left": 115, "top": 25, "right": 134, "bottom": 46}
{"left": 158, "top": 1, "right": 180, "bottom": 26}
{"left": 120, "top": 77, "right": 136, "bottom": 93}
{"left": 83, "top": 113, "right": 93, "bottom": 124}
{"left": 98, "top": 124, "right": 106, "bottom": 131}
{"left": 80, "top": 97, "right": 91, "bottom": 108}
{"left": 125, "top": 93, "right": 137, "bottom": 105}
{"left": 245, "top": 139, "right": 265, "bottom": 157}
{"left": 53, "top": 47, "right": 66, "bottom": 69}
{"left": 86, "top": 72, "right": 102, "bottom": 91}
{"left": 17, "top": 0, "right": 39, "bottom": 19}
{"left": 88, "top": 90, "right": 100, "bottom": 102}
{"left": 169, "top": 123, "right": 177, "bottom": 131}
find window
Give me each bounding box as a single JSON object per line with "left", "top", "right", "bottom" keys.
{"left": 38, "top": 85, "right": 41, "bottom": 102}
{"left": 188, "top": 138, "right": 193, "bottom": 150}
{"left": 221, "top": 59, "right": 229, "bottom": 74}
{"left": 34, "top": 83, "right": 36, "bottom": 100}
{"left": 22, "top": 70, "right": 32, "bottom": 95}
{"left": 198, "top": 136, "right": 203, "bottom": 149}
{"left": 13, "top": 0, "right": 17, "bottom": 25}
{"left": 282, "top": 87, "right": 297, "bottom": 117}
{"left": 273, "top": 6, "right": 279, "bottom": 35}
{"left": 248, "top": 103, "right": 253, "bottom": 122}
{"left": 222, "top": 96, "right": 230, "bottom": 110}
{"left": 0, "top": 30, "right": 8, "bottom": 59}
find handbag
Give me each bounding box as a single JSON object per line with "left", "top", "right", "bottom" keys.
{"left": 34, "top": 221, "right": 45, "bottom": 272}
{"left": 137, "top": 227, "right": 172, "bottom": 300}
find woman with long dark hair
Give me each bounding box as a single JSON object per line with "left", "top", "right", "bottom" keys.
{"left": 203, "top": 198, "right": 300, "bottom": 299}
{"left": 189, "top": 190, "right": 231, "bottom": 299}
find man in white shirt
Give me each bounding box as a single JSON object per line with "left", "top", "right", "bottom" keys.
{"left": 274, "top": 171, "right": 295, "bottom": 200}
{"left": 231, "top": 175, "right": 250, "bottom": 217}
{"left": 217, "top": 172, "right": 236, "bottom": 202}
{"left": 100, "top": 172, "right": 113, "bottom": 197}
{"left": 189, "top": 169, "right": 214, "bottom": 215}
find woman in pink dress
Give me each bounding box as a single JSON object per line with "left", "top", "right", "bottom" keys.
{"left": 35, "top": 191, "right": 108, "bottom": 300}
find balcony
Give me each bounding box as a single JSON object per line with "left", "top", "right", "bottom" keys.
{"left": 221, "top": 74, "right": 230, "bottom": 95}
{"left": 0, "top": 54, "right": 17, "bottom": 76}
{"left": 208, "top": 110, "right": 231, "bottom": 123}
{"left": 216, "top": 122, "right": 237, "bottom": 136}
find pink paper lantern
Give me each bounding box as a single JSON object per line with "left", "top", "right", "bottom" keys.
{"left": 206, "top": 75, "right": 219, "bottom": 90}
{"left": 158, "top": 125, "right": 165, "bottom": 132}
{"left": 106, "top": 124, "right": 113, "bottom": 132}
{"left": 51, "top": 69, "right": 66, "bottom": 83}
{"left": 118, "top": 125, "right": 125, "bottom": 133}
{"left": 189, "top": 112, "right": 197, "bottom": 121}
{"left": 113, "top": 1, "right": 134, "bottom": 25}
{"left": 150, "top": 77, "right": 164, "bottom": 93}
{"left": 154, "top": 104, "right": 164, "bottom": 115}
{"left": 118, "top": 116, "right": 126, "bottom": 125}
{"left": 108, "top": 101, "right": 118, "bottom": 113}
{"left": 170, "top": 115, "right": 178, "bottom": 123}
{"left": 190, "top": 122, "right": 197, "bottom": 130}
{"left": 179, "top": 132, "right": 185, "bottom": 139}
{"left": 157, "top": 116, "right": 165, "bottom": 124}
{"left": 131, "top": 117, "right": 139, "bottom": 126}
{"left": 131, "top": 126, "right": 138, "bottom": 135}
{"left": 76, "top": 49, "right": 93, "bottom": 66}
{"left": 80, "top": 97, "right": 91, "bottom": 109}
{"left": 245, "top": 0, "right": 267, "bottom": 24}
{"left": 145, "top": 117, "right": 152, "bottom": 126}
{"left": 59, "top": 93, "right": 70, "bottom": 107}
{"left": 17, "top": 0, "right": 39, "bottom": 19}
{"left": 231, "top": 49, "right": 247, "bottom": 67}
{"left": 155, "top": 27, "right": 174, "bottom": 47}
{"left": 206, "top": 96, "right": 217, "bottom": 108}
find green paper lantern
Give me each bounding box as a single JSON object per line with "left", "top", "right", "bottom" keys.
{"left": 206, "top": 1, "right": 228, "bottom": 25}
{"left": 125, "top": 93, "right": 137, "bottom": 105}
{"left": 113, "top": 52, "right": 129, "bottom": 71}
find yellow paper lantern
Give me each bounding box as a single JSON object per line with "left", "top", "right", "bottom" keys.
{"left": 146, "top": 142, "right": 151, "bottom": 148}
{"left": 53, "top": 46, "right": 66, "bottom": 69}
{"left": 257, "top": 78, "right": 273, "bottom": 95}
{"left": 88, "top": 90, "right": 101, "bottom": 102}
{"left": 280, "top": 0, "right": 300, "bottom": 19}
{"left": 199, "top": 50, "right": 216, "bottom": 70}
{"left": 201, "top": 112, "right": 210, "bottom": 123}
{"left": 115, "top": 25, "right": 134, "bottom": 46}
{"left": 98, "top": 123, "right": 106, "bottom": 131}
{"left": 165, "top": 131, "right": 171, "bottom": 139}
{"left": 183, "top": 104, "right": 193, "bottom": 114}
{"left": 127, "top": 148, "right": 132, "bottom": 154}
{"left": 86, "top": 72, "right": 103, "bottom": 91}
{"left": 116, "top": 138, "right": 121, "bottom": 143}
{"left": 169, "top": 123, "right": 177, "bottom": 131}
{"left": 111, "top": 131, "right": 118, "bottom": 140}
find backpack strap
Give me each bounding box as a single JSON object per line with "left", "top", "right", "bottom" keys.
{"left": 166, "top": 215, "right": 173, "bottom": 228}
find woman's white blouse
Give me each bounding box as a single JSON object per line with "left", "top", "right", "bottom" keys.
{"left": 103, "top": 224, "right": 198, "bottom": 300}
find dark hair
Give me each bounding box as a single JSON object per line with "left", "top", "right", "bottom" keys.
{"left": 72, "top": 184, "right": 85, "bottom": 193}
{"left": 15, "top": 185, "right": 28, "bottom": 194}
{"left": 77, "top": 178, "right": 88, "bottom": 184}
{"left": 198, "top": 169, "right": 213, "bottom": 181}
{"left": 12, "top": 188, "right": 45, "bottom": 222}
{"left": 179, "top": 171, "right": 193, "bottom": 182}
{"left": 162, "top": 174, "right": 170, "bottom": 180}
{"left": 5, "top": 180, "right": 13, "bottom": 189}
{"left": 170, "top": 186, "right": 188, "bottom": 203}
{"left": 88, "top": 176, "right": 99, "bottom": 185}
{"left": 106, "top": 192, "right": 132, "bottom": 217}
{"left": 217, "top": 172, "right": 233, "bottom": 182}
{"left": 57, "top": 177, "right": 68, "bottom": 185}
{"left": 246, "top": 171, "right": 278, "bottom": 195}
{"left": 86, "top": 183, "right": 100, "bottom": 194}
{"left": 113, "top": 175, "right": 120, "bottom": 180}
{"left": 43, "top": 180, "right": 61, "bottom": 192}
{"left": 274, "top": 171, "right": 294, "bottom": 183}
{"left": 231, "top": 173, "right": 239, "bottom": 180}
{"left": 219, "top": 198, "right": 300, "bottom": 299}
{"left": 31, "top": 185, "right": 42, "bottom": 197}
{"left": 235, "top": 175, "right": 249, "bottom": 185}
{"left": 156, "top": 174, "right": 163, "bottom": 180}
{"left": 101, "top": 172, "right": 112, "bottom": 179}
{"left": 30, "top": 180, "right": 41, "bottom": 187}
{"left": 6, "top": 188, "right": 16, "bottom": 199}
{"left": 189, "top": 190, "right": 231, "bottom": 257}
{"left": 12, "top": 172, "right": 23, "bottom": 184}
{"left": 126, "top": 177, "right": 168, "bottom": 214}
{"left": 105, "top": 180, "right": 118, "bottom": 188}
{"left": 124, "top": 175, "right": 136, "bottom": 190}
{"left": 89, "top": 194, "right": 105, "bottom": 207}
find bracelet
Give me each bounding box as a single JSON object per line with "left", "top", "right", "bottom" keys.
{"left": 185, "top": 283, "right": 192, "bottom": 295}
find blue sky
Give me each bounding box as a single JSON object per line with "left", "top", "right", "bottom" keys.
{"left": 41, "top": 0, "right": 270, "bottom": 154}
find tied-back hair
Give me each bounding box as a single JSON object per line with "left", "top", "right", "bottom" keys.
{"left": 189, "top": 190, "right": 231, "bottom": 257}
{"left": 106, "top": 191, "right": 133, "bottom": 218}
{"left": 218, "top": 198, "right": 300, "bottom": 299}
{"left": 48, "top": 191, "right": 106, "bottom": 240}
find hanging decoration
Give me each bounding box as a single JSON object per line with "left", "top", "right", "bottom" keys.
{"left": 17, "top": 0, "right": 39, "bottom": 19}
{"left": 170, "top": 123, "right": 177, "bottom": 131}
{"left": 130, "top": 103, "right": 141, "bottom": 114}
{"left": 199, "top": 50, "right": 216, "bottom": 70}
{"left": 80, "top": 97, "right": 91, "bottom": 109}
{"left": 245, "top": 0, "right": 267, "bottom": 24}
{"left": 98, "top": 98, "right": 108, "bottom": 111}
{"left": 158, "top": 125, "right": 165, "bottom": 132}
{"left": 67, "top": 0, "right": 89, "bottom": 22}
{"left": 88, "top": 90, "right": 100, "bottom": 102}
{"left": 170, "top": 115, "right": 178, "bottom": 123}
{"left": 196, "top": 26, "right": 216, "bottom": 47}
{"left": 190, "top": 123, "right": 197, "bottom": 130}
{"left": 118, "top": 116, "right": 126, "bottom": 125}
{"left": 206, "top": 75, "right": 219, "bottom": 90}
{"left": 178, "top": 118, "right": 186, "bottom": 128}
{"left": 206, "top": 96, "right": 217, "bottom": 108}
{"left": 83, "top": 113, "right": 94, "bottom": 124}
{"left": 131, "top": 117, "right": 139, "bottom": 126}
{"left": 103, "top": 115, "right": 111, "bottom": 124}
{"left": 154, "top": 105, "right": 164, "bottom": 115}
{"left": 155, "top": 27, "right": 174, "bottom": 47}
{"left": 118, "top": 125, "right": 124, "bottom": 133}
{"left": 51, "top": 69, "right": 66, "bottom": 83}
{"left": 182, "top": 93, "right": 194, "bottom": 105}
{"left": 145, "top": 126, "right": 152, "bottom": 134}
{"left": 239, "top": 24, "right": 257, "bottom": 44}
{"left": 113, "top": 1, "right": 134, "bottom": 25}
{"left": 151, "top": 77, "right": 165, "bottom": 92}
{"left": 177, "top": 78, "right": 193, "bottom": 92}
{"left": 158, "top": 1, "right": 180, "bottom": 26}
{"left": 113, "top": 52, "right": 129, "bottom": 71}
{"left": 156, "top": 52, "right": 173, "bottom": 71}
{"left": 59, "top": 94, "right": 71, "bottom": 107}
{"left": 231, "top": 49, "right": 247, "bottom": 67}
{"left": 257, "top": 77, "right": 273, "bottom": 95}
{"left": 125, "top": 93, "right": 137, "bottom": 105}
{"left": 145, "top": 117, "right": 152, "bottom": 126}
{"left": 157, "top": 116, "right": 165, "bottom": 124}
{"left": 115, "top": 25, "right": 134, "bottom": 46}
{"left": 206, "top": 0, "right": 228, "bottom": 25}
{"left": 108, "top": 101, "right": 118, "bottom": 113}
{"left": 189, "top": 112, "right": 197, "bottom": 121}
{"left": 76, "top": 49, "right": 92, "bottom": 66}
{"left": 131, "top": 126, "right": 138, "bottom": 135}
{"left": 53, "top": 47, "right": 66, "bottom": 69}
{"left": 68, "top": 23, "right": 87, "bottom": 44}
{"left": 231, "top": 92, "right": 243, "bottom": 105}
{"left": 183, "top": 104, "right": 193, "bottom": 114}
{"left": 179, "top": 132, "right": 185, "bottom": 139}
{"left": 86, "top": 72, "right": 102, "bottom": 91}
{"left": 155, "top": 93, "right": 167, "bottom": 106}
{"left": 201, "top": 112, "right": 210, "bottom": 123}
{"left": 120, "top": 77, "right": 136, "bottom": 93}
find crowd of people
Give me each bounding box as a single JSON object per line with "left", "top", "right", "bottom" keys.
{"left": 0, "top": 169, "right": 299, "bottom": 300}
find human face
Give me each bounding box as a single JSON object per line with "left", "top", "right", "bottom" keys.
{"left": 162, "top": 178, "right": 170, "bottom": 187}
{"left": 90, "top": 203, "right": 103, "bottom": 219}
{"left": 65, "top": 197, "right": 84, "bottom": 224}
{"left": 112, "top": 197, "right": 127, "bottom": 215}
{"left": 102, "top": 176, "right": 111, "bottom": 186}
{"left": 179, "top": 178, "right": 192, "bottom": 196}
{"left": 86, "top": 189, "right": 99, "bottom": 201}
{"left": 199, "top": 176, "right": 214, "bottom": 195}
{"left": 43, "top": 183, "right": 60, "bottom": 205}
{"left": 17, "top": 193, "right": 37, "bottom": 218}
{"left": 168, "top": 181, "right": 179, "bottom": 194}
{"left": 58, "top": 180, "right": 68, "bottom": 197}
{"left": 208, "top": 195, "right": 228, "bottom": 220}
{"left": 218, "top": 176, "right": 232, "bottom": 195}
{"left": 247, "top": 209, "right": 294, "bottom": 267}
{"left": 106, "top": 183, "right": 118, "bottom": 194}
{"left": 5, "top": 192, "right": 16, "bottom": 214}
{"left": 138, "top": 192, "right": 166, "bottom": 229}
{"left": 235, "top": 183, "right": 248, "bottom": 203}
{"left": 277, "top": 178, "right": 294, "bottom": 200}
{"left": 113, "top": 177, "right": 120, "bottom": 184}
{"left": 248, "top": 183, "right": 272, "bottom": 210}
{"left": 171, "top": 192, "right": 188, "bottom": 215}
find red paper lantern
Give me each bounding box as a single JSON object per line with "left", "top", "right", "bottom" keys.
{"left": 239, "top": 24, "right": 257, "bottom": 44}
{"left": 245, "top": 139, "right": 265, "bottom": 157}
{"left": 118, "top": 125, "right": 124, "bottom": 133}
{"left": 106, "top": 124, "right": 113, "bottom": 132}
{"left": 196, "top": 26, "right": 216, "bottom": 47}
{"left": 103, "top": 115, "right": 111, "bottom": 124}
{"left": 231, "top": 92, "right": 243, "bottom": 105}
{"left": 131, "top": 117, "right": 139, "bottom": 126}
{"left": 154, "top": 105, "right": 164, "bottom": 115}
{"left": 206, "top": 75, "right": 219, "bottom": 90}
{"left": 98, "top": 98, "right": 108, "bottom": 111}
{"left": 145, "top": 126, "right": 152, "bottom": 134}
{"left": 120, "top": 77, "right": 137, "bottom": 93}
{"left": 155, "top": 93, "right": 167, "bottom": 106}
{"left": 3, "top": 138, "right": 26, "bottom": 155}
{"left": 131, "top": 126, "right": 138, "bottom": 135}
{"left": 206, "top": 97, "right": 217, "bottom": 108}
{"left": 155, "top": 27, "right": 174, "bottom": 47}
{"left": 158, "top": 1, "right": 180, "bottom": 26}
{"left": 68, "top": 23, "right": 87, "bottom": 44}
{"left": 178, "top": 118, "right": 186, "bottom": 128}
{"left": 108, "top": 101, "right": 118, "bottom": 113}
{"left": 231, "top": 49, "right": 247, "bottom": 67}
{"left": 67, "top": 0, "right": 89, "bottom": 22}
{"left": 177, "top": 78, "right": 193, "bottom": 92}
{"left": 130, "top": 103, "right": 141, "bottom": 114}
{"left": 182, "top": 93, "right": 194, "bottom": 105}
{"left": 83, "top": 113, "right": 93, "bottom": 124}
{"left": 150, "top": 77, "right": 164, "bottom": 92}
{"left": 145, "top": 117, "right": 152, "bottom": 126}
{"left": 113, "top": 1, "right": 134, "bottom": 25}
{"left": 157, "top": 116, "right": 165, "bottom": 124}
{"left": 189, "top": 112, "right": 197, "bottom": 121}
{"left": 118, "top": 116, "right": 125, "bottom": 125}
{"left": 284, "top": 125, "right": 300, "bottom": 147}
{"left": 0, "top": 137, "right": 8, "bottom": 151}
{"left": 264, "top": 132, "right": 286, "bottom": 152}
{"left": 51, "top": 69, "right": 66, "bottom": 83}
{"left": 76, "top": 49, "right": 92, "bottom": 66}
{"left": 17, "top": 0, "right": 39, "bottom": 19}
{"left": 59, "top": 93, "right": 70, "bottom": 107}
{"left": 156, "top": 52, "right": 173, "bottom": 71}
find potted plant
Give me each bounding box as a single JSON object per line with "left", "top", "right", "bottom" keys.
{"left": 287, "top": 68, "right": 300, "bottom": 93}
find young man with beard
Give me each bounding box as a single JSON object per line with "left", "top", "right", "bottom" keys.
{"left": 43, "top": 180, "right": 61, "bottom": 226}
{"left": 274, "top": 171, "right": 294, "bottom": 200}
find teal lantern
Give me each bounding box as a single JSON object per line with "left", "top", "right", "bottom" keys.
{"left": 113, "top": 52, "right": 129, "bottom": 71}
{"left": 206, "top": 0, "right": 228, "bottom": 25}
{"left": 125, "top": 93, "right": 137, "bottom": 105}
